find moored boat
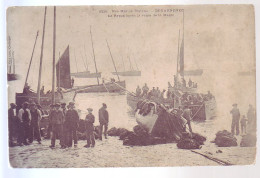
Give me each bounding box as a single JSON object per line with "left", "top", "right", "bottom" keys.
{"left": 77, "top": 80, "right": 126, "bottom": 93}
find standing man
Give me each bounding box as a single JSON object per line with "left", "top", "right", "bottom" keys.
{"left": 60, "top": 102, "right": 67, "bottom": 148}
{"left": 29, "top": 103, "right": 42, "bottom": 144}
{"left": 230, "top": 103, "right": 240, "bottom": 135}
{"left": 247, "top": 104, "right": 256, "bottom": 133}
{"left": 8, "top": 103, "right": 17, "bottom": 146}
{"left": 142, "top": 83, "right": 149, "bottom": 97}
{"left": 18, "top": 102, "right": 31, "bottom": 145}
{"left": 135, "top": 85, "right": 142, "bottom": 97}
{"left": 182, "top": 106, "right": 193, "bottom": 133}
{"left": 84, "top": 108, "right": 95, "bottom": 148}
{"left": 49, "top": 103, "right": 64, "bottom": 148}
{"left": 240, "top": 115, "right": 247, "bottom": 135}
{"left": 99, "top": 103, "right": 109, "bottom": 140}
{"left": 64, "top": 102, "right": 79, "bottom": 148}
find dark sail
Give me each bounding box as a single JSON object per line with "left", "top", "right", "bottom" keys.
{"left": 179, "top": 38, "right": 184, "bottom": 77}
{"left": 56, "top": 45, "right": 72, "bottom": 89}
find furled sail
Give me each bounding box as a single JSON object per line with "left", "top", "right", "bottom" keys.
{"left": 56, "top": 45, "right": 72, "bottom": 89}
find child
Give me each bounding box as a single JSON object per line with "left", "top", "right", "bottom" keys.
{"left": 240, "top": 115, "right": 247, "bottom": 135}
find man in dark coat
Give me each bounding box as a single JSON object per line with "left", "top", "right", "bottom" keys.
{"left": 64, "top": 102, "right": 79, "bottom": 148}
{"left": 49, "top": 103, "right": 64, "bottom": 148}
{"left": 29, "top": 103, "right": 42, "bottom": 144}
{"left": 84, "top": 108, "right": 95, "bottom": 148}
{"left": 60, "top": 102, "right": 67, "bottom": 148}
{"left": 230, "top": 103, "right": 240, "bottom": 135}
{"left": 247, "top": 104, "right": 256, "bottom": 133}
{"left": 99, "top": 103, "right": 109, "bottom": 140}
{"left": 8, "top": 103, "right": 17, "bottom": 146}
{"left": 18, "top": 102, "right": 31, "bottom": 145}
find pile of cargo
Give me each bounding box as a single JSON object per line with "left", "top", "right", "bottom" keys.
{"left": 177, "top": 132, "right": 206, "bottom": 149}
{"left": 213, "top": 130, "right": 237, "bottom": 147}
{"left": 107, "top": 125, "right": 167, "bottom": 146}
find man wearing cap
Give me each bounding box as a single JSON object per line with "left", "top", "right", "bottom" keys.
{"left": 8, "top": 103, "right": 17, "bottom": 146}
{"left": 64, "top": 102, "right": 79, "bottom": 148}
{"left": 18, "top": 102, "right": 31, "bottom": 145}
{"left": 29, "top": 103, "right": 42, "bottom": 144}
{"left": 49, "top": 103, "right": 64, "bottom": 148}
{"left": 99, "top": 103, "right": 109, "bottom": 140}
{"left": 84, "top": 108, "right": 95, "bottom": 148}
{"left": 230, "top": 103, "right": 240, "bottom": 135}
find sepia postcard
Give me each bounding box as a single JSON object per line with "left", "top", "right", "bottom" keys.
{"left": 7, "top": 5, "right": 256, "bottom": 168}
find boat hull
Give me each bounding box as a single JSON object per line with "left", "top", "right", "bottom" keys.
{"left": 135, "top": 110, "right": 158, "bottom": 134}
{"left": 71, "top": 72, "right": 102, "bottom": 78}
{"left": 168, "top": 86, "right": 198, "bottom": 93}
{"left": 127, "top": 94, "right": 217, "bottom": 121}
{"left": 77, "top": 81, "right": 126, "bottom": 93}
{"left": 112, "top": 70, "right": 141, "bottom": 76}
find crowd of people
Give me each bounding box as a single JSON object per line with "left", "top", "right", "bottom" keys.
{"left": 230, "top": 104, "right": 256, "bottom": 136}
{"left": 135, "top": 82, "right": 214, "bottom": 107}
{"left": 8, "top": 101, "right": 109, "bottom": 149}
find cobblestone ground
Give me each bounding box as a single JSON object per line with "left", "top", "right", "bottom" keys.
{"left": 9, "top": 136, "right": 255, "bottom": 168}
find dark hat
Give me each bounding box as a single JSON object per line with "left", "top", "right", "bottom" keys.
{"left": 87, "top": 108, "right": 93, "bottom": 112}
{"left": 23, "top": 102, "right": 29, "bottom": 107}
{"left": 30, "top": 102, "right": 36, "bottom": 106}
{"left": 10, "top": 103, "right": 17, "bottom": 107}
{"left": 232, "top": 103, "right": 237, "bottom": 107}
{"left": 50, "top": 104, "right": 55, "bottom": 108}
{"left": 61, "top": 102, "right": 66, "bottom": 106}
{"left": 69, "top": 102, "right": 75, "bottom": 106}
{"left": 54, "top": 103, "right": 60, "bottom": 107}
{"left": 102, "top": 103, "right": 107, "bottom": 108}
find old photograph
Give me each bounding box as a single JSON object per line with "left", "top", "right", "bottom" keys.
{"left": 7, "top": 5, "right": 256, "bottom": 168}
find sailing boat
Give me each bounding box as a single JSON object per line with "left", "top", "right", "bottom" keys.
{"left": 168, "top": 29, "right": 198, "bottom": 94}
{"left": 15, "top": 7, "right": 74, "bottom": 109}
{"left": 7, "top": 36, "right": 19, "bottom": 81}
{"left": 72, "top": 28, "right": 126, "bottom": 93}
{"left": 70, "top": 47, "right": 102, "bottom": 78}
{"left": 111, "top": 55, "right": 141, "bottom": 76}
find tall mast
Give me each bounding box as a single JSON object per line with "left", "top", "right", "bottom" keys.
{"left": 37, "top": 6, "right": 47, "bottom": 104}
{"left": 58, "top": 52, "right": 61, "bottom": 90}
{"left": 73, "top": 49, "right": 79, "bottom": 73}
{"left": 176, "top": 29, "right": 180, "bottom": 76}
{"left": 12, "top": 51, "right": 15, "bottom": 74}
{"left": 128, "top": 55, "right": 133, "bottom": 71}
{"left": 133, "top": 57, "right": 139, "bottom": 71}
{"left": 51, "top": 6, "right": 56, "bottom": 104}
{"left": 106, "top": 39, "right": 120, "bottom": 81}
{"left": 24, "top": 31, "right": 39, "bottom": 88}
{"left": 80, "top": 51, "right": 88, "bottom": 72}
{"left": 84, "top": 44, "right": 89, "bottom": 71}
{"left": 121, "top": 56, "right": 125, "bottom": 72}
{"left": 90, "top": 26, "right": 99, "bottom": 85}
